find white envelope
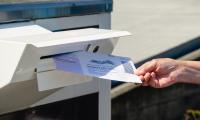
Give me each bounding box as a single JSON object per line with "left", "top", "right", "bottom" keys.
{"left": 53, "top": 51, "right": 141, "bottom": 83}
{"left": 37, "top": 51, "right": 141, "bottom": 91}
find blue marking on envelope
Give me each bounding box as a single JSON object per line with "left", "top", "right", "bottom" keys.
{"left": 54, "top": 53, "right": 83, "bottom": 74}
{"left": 90, "top": 59, "right": 115, "bottom": 65}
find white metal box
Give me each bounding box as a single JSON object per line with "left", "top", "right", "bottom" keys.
{"left": 0, "top": 25, "right": 130, "bottom": 118}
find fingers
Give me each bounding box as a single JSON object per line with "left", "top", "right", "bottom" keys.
{"left": 148, "top": 72, "right": 160, "bottom": 88}
{"left": 151, "top": 72, "right": 156, "bottom": 79}
{"left": 135, "top": 60, "right": 157, "bottom": 76}
{"left": 139, "top": 75, "right": 148, "bottom": 86}
{"left": 144, "top": 72, "right": 151, "bottom": 82}
{"left": 143, "top": 72, "right": 167, "bottom": 88}
{"left": 141, "top": 72, "right": 151, "bottom": 86}
{"left": 140, "top": 72, "right": 161, "bottom": 88}
{"left": 135, "top": 59, "right": 160, "bottom": 88}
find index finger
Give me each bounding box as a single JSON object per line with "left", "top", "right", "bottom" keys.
{"left": 135, "top": 60, "right": 157, "bottom": 76}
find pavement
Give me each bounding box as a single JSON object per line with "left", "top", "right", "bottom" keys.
{"left": 112, "top": 0, "right": 200, "bottom": 63}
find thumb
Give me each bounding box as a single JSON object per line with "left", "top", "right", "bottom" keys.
{"left": 135, "top": 60, "right": 157, "bottom": 76}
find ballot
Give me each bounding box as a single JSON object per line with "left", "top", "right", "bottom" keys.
{"left": 53, "top": 51, "right": 141, "bottom": 83}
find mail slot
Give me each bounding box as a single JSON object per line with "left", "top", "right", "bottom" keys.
{"left": 0, "top": 1, "right": 126, "bottom": 120}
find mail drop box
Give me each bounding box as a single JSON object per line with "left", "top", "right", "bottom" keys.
{"left": 0, "top": 0, "right": 123, "bottom": 120}
{"left": 0, "top": 27, "right": 130, "bottom": 90}
{"left": 0, "top": 26, "right": 130, "bottom": 119}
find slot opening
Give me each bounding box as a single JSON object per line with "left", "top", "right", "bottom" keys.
{"left": 40, "top": 51, "right": 78, "bottom": 59}
{"left": 53, "top": 25, "right": 99, "bottom": 32}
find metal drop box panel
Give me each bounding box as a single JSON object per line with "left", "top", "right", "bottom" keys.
{"left": 0, "top": 27, "right": 130, "bottom": 88}
{"left": 0, "top": 25, "right": 130, "bottom": 118}
{"left": 0, "top": 1, "right": 116, "bottom": 119}
{"left": 0, "top": 13, "right": 115, "bottom": 120}
{"left": 0, "top": 0, "right": 113, "bottom": 23}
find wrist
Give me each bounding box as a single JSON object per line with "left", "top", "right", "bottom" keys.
{"left": 172, "top": 60, "right": 190, "bottom": 83}
{"left": 173, "top": 65, "right": 186, "bottom": 83}
{"left": 176, "top": 60, "right": 187, "bottom": 67}
{"left": 176, "top": 66, "right": 200, "bottom": 84}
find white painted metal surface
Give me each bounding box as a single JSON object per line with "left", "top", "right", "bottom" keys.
{"left": 1, "top": 28, "right": 130, "bottom": 89}
{"left": 0, "top": 17, "right": 128, "bottom": 120}
{"left": 0, "top": 13, "right": 116, "bottom": 120}
{"left": 35, "top": 13, "right": 113, "bottom": 120}
{"left": 0, "top": 24, "right": 51, "bottom": 88}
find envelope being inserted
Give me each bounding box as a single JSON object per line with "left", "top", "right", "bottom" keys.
{"left": 53, "top": 51, "right": 142, "bottom": 83}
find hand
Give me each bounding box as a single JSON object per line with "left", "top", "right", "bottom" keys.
{"left": 135, "top": 58, "right": 185, "bottom": 88}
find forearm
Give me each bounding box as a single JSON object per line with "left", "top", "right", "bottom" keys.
{"left": 177, "top": 61, "right": 200, "bottom": 84}
{"left": 179, "top": 60, "right": 200, "bottom": 70}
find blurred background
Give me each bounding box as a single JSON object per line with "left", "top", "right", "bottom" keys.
{"left": 112, "top": 0, "right": 200, "bottom": 120}
{"left": 112, "top": 0, "right": 200, "bottom": 62}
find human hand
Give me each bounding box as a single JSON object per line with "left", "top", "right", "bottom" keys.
{"left": 135, "top": 58, "right": 185, "bottom": 88}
